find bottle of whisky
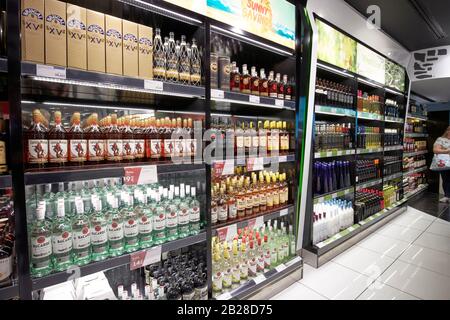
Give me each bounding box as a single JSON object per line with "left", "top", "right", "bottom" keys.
{"left": 240, "top": 64, "right": 251, "bottom": 94}
{"left": 166, "top": 32, "right": 178, "bottom": 82}
{"left": 85, "top": 113, "right": 105, "bottom": 164}
{"left": 153, "top": 28, "right": 166, "bottom": 80}
{"left": 277, "top": 73, "right": 284, "bottom": 99}
{"left": 48, "top": 111, "right": 68, "bottom": 167}
{"left": 190, "top": 38, "right": 201, "bottom": 86}
{"left": 250, "top": 66, "right": 260, "bottom": 95}
{"left": 178, "top": 35, "right": 190, "bottom": 84}
{"left": 26, "top": 109, "right": 49, "bottom": 169}
{"left": 259, "top": 69, "right": 269, "bottom": 96}
{"left": 268, "top": 71, "right": 278, "bottom": 98}
{"left": 68, "top": 112, "right": 87, "bottom": 166}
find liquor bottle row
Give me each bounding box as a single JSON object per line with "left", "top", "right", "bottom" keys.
{"left": 312, "top": 199, "right": 354, "bottom": 245}
{"left": 25, "top": 109, "right": 201, "bottom": 168}
{"left": 28, "top": 180, "right": 202, "bottom": 278}
{"left": 211, "top": 170, "right": 291, "bottom": 225}
{"left": 211, "top": 219, "right": 296, "bottom": 298}
{"left": 404, "top": 174, "right": 426, "bottom": 194}
{"left": 357, "top": 91, "right": 382, "bottom": 115}
{"left": 409, "top": 103, "right": 427, "bottom": 117}
{"left": 142, "top": 247, "right": 208, "bottom": 300}
{"left": 403, "top": 155, "right": 427, "bottom": 171}
{"left": 21, "top": 0, "right": 202, "bottom": 85}
{"left": 404, "top": 139, "right": 427, "bottom": 153}
{"left": 384, "top": 128, "right": 402, "bottom": 147}
{"left": 354, "top": 189, "right": 384, "bottom": 223}
{"left": 314, "top": 122, "right": 353, "bottom": 153}
{"left": 383, "top": 182, "right": 403, "bottom": 208}
{"left": 314, "top": 79, "right": 355, "bottom": 108}
{"left": 385, "top": 99, "right": 402, "bottom": 118}
{"left": 356, "top": 159, "right": 381, "bottom": 184}
{"left": 211, "top": 117, "right": 295, "bottom": 157}
{"left": 356, "top": 126, "right": 381, "bottom": 149}
{"left": 211, "top": 56, "right": 294, "bottom": 100}
{"left": 313, "top": 161, "right": 352, "bottom": 196}
{"left": 384, "top": 156, "right": 403, "bottom": 176}
{"left": 0, "top": 194, "right": 14, "bottom": 288}
{"left": 405, "top": 121, "right": 427, "bottom": 134}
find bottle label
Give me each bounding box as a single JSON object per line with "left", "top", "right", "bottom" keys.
{"left": 179, "top": 59, "right": 190, "bottom": 82}
{"left": 244, "top": 136, "right": 251, "bottom": 148}
{"left": 252, "top": 136, "right": 259, "bottom": 148}
{"left": 88, "top": 139, "right": 105, "bottom": 161}
{"left": 178, "top": 208, "right": 190, "bottom": 225}
{"left": 272, "top": 135, "right": 279, "bottom": 151}
{"left": 257, "top": 256, "right": 265, "bottom": 272}
{"left": 174, "top": 138, "right": 184, "bottom": 158}
{"left": 150, "top": 139, "right": 162, "bottom": 158}
{"left": 252, "top": 194, "right": 259, "bottom": 207}
{"left": 49, "top": 139, "right": 68, "bottom": 163}
{"left": 232, "top": 267, "right": 240, "bottom": 283}
{"left": 264, "top": 251, "right": 271, "bottom": 268}
{"left": 124, "top": 219, "right": 139, "bottom": 237}
{"left": 267, "top": 135, "right": 273, "bottom": 151}
{"left": 91, "top": 224, "right": 108, "bottom": 245}
{"left": 154, "top": 213, "right": 165, "bottom": 231}
{"left": 69, "top": 139, "right": 87, "bottom": 161}
{"left": 31, "top": 235, "right": 52, "bottom": 259}
{"left": 122, "top": 139, "right": 136, "bottom": 159}
{"left": 107, "top": 222, "right": 124, "bottom": 241}
{"left": 211, "top": 208, "right": 218, "bottom": 224}
{"left": 138, "top": 215, "right": 153, "bottom": 234}
{"left": 73, "top": 227, "right": 91, "bottom": 249}
{"left": 106, "top": 139, "right": 123, "bottom": 161}
{"left": 246, "top": 194, "right": 253, "bottom": 209}
{"left": 248, "top": 260, "right": 257, "bottom": 276}
{"left": 281, "top": 136, "right": 289, "bottom": 151}
{"left": 164, "top": 139, "right": 175, "bottom": 158}
{"left": 0, "top": 255, "right": 12, "bottom": 281}
{"left": 212, "top": 273, "right": 223, "bottom": 292}
{"left": 185, "top": 139, "right": 196, "bottom": 157}
{"left": 236, "top": 136, "right": 244, "bottom": 148}
{"left": 218, "top": 205, "right": 228, "bottom": 221}
{"left": 189, "top": 206, "right": 200, "bottom": 222}
{"left": 28, "top": 139, "right": 48, "bottom": 163}
{"left": 52, "top": 231, "right": 73, "bottom": 254}
{"left": 222, "top": 271, "right": 232, "bottom": 288}
{"left": 135, "top": 139, "right": 145, "bottom": 158}
{"left": 259, "top": 136, "right": 267, "bottom": 148}
{"left": 273, "top": 192, "right": 280, "bottom": 206}
{"left": 228, "top": 202, "right": 237, "bottom": 219}
{"left": 240, "top": 263, "right": 249, "bottom": 278}
{"left": 237, "top": 198, "right": 246, "bottom": 211}
{"left": 166, "top": 211, "right": 178, "bottom": 228}
{"left": 266, "top": 193, "right": 273, "bottom": 207}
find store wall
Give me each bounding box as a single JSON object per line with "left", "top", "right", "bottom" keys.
{"left": 306, "top": 0, "right": 411, "bottom": 67}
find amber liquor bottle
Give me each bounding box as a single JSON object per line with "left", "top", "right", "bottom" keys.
{"left": 268, "top": 71, "right": 278, "bottom": 98}
{"left": 162, "top": 117, "right": 173, "bottom": 161}
{"left": 134, "top": 118, "right": 145, "bottom": 161}
{"left": 68, "top": 112, "right": 87, "bottom": 166}
{"left": 85, "top": 113, "right": 104, "bottom": 164}
{"left": 230, "top": 62, "right": 240, "bottom": 92}
{"left": 259, "top": 69, "right": 269, "bottom": 97}
{"left": 122, "top": 116, "right": 135, "bottom": 162}
{"left": 48, "top": 111, "right": 68, "bottom": 167}
{"left": 276, "top": 73, "right": 284, "bottom": 99}
{"left": 25, "top": 109, "right": 49, "bottom": 169}
{"left": 250, "top": 66, "right": 259, "bottom": 96}
{"left": 240, "top": 64, "right": 251, "bottom": 94}
{"left": 106, "top": 113, "right": 123, "bottom": 162}
{"left": 148, "top": 117, "right": 162, "bottom": 161}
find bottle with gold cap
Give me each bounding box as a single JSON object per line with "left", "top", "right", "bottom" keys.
{"left": 48, "top": 110, "right": 68, "bottom": 167}
{"left": 272, "top": 173, "right": 280, "bottom": 209}
{"left": 227, "top": 183, "right": 237, "bottom": 221}
{"left": 68, "top": 112, "right": 87, "bottom": 165}
{"left": 258, "top": 120, "right": 268, "bottom": 156}
{"left": 244, "top": 176, "right": 253, "bottom": 217}
{"left": 251, "top": 173, "right": 260, "bottom": 215}
{"left": 265, "top": 173, "right": 274, "bottom": 211}
{"left": 122, "top": 116, "right": 135, "bottom": 162}
{"left": 259, "top": 172, "right": 267, "bottom": 213}
{"left": 26, "top": 109, "right": 49, "bottom": 168}
{"left": 133, "top": 118, "right": 145, "bottom": 160}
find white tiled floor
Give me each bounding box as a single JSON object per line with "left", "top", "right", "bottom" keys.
{"left": 271, "top": 206, "right": 450, "bottom": 300}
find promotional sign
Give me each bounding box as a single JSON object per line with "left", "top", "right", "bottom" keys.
{"left": 357, "top": 43, "right": 385, "bottom": 85}
{"left": 164, "top": 0, "right": 295, "bottom": 49}
{"left": 408, "top": 45, "right": 450, "bottom": 81}
{"left": 123, "top": 165, "right": 158, "bottom": 185}
{"left": 385, "top": 59, "right": 406, "bottom": 92}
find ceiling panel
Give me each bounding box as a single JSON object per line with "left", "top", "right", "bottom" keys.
{"left": 412, "top": 78, "right": 450, "bottom": 103}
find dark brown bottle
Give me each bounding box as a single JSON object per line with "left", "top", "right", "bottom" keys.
{"left": 48, "top": 111, "right": 68, "bottom": 167}
{"left": 277, "top": 73, "right": 285, "bottom": 99}
{"left": 162, "top": 117, "right": 173, "bottom": 161}
{"left": 149, "top": 117, "right": 162, "bottom": 161}
{"left": 25, "top": 109, "right": 48, "bottom": 169}
{"left": 259, "top": 68, "right": 269, "bottom": 96}
{"left": 240, "top": 64, "right": 251, "bottom": 94}
{"left": 105, "top": 113, "right": 123, "bottom": 162}
{"left": 134, "top": 118, "right": 145, "bottom": 161}
{"left": 250, "top": 66, "right": 259, "bottom": 95}
{"left": 85, "top": 113, "right": 104, "bottom": 164}
{"left": 68, "top": 112, "right": 87, "bottom": 166}
{"left": 286, "top": 76, "right": 294, "bottom": 101}
{"left": 230, "top": 62, "right": 240, "bottom": 92}
{"left": 268, "top": 71, "right": 277, "bottom": 98}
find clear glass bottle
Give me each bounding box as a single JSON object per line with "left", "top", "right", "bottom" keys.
{"left": 178, "top": 35, "right": 190, "bottom": 84}
{"left": 72, "top": 197, "right": 91, "bottom": 266}
{"left": 166, "top": 32, "right": 178, "bottom": 82}
{"left": 153, "top": 191, "right": 166, "bottom": 244}
{"left": 123, "top": 195, "right": 139, "bottom": 252}
{"left": 106, "top": 197, "right": 124, "bottom": 257}
{"left": 138, "top": 192, "right": 153, "bottom": 248}
{"left": 89, "top": 196, "right": 109, "bottom": 261}
{"left": 51, "top": 198, "right": 73, "bottom": 271}
{"left": 30, "top": 202, "right": 53, "bottom": 277}
{"left": 189, "top": 187, "right": 201, "bottom": 235}
{"left": 153, "top": 28, "right": 166, "bottom": 80}
{"left": 190, "top": 38, "right": 201, "bottom": 86}
{"left": 165, "top": 190, "right": 178, "bottom": 241}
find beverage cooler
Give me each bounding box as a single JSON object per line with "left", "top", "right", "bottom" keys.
{"left": 0, "top": 0, "right": 310, "bottom": 300}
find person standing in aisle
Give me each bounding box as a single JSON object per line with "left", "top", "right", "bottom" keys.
{"left": 433, "top": 126, "right": 450, "bottom": 202}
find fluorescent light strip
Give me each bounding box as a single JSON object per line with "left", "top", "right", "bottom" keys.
{"left": 123, "top": 0, "right": 202, "bottom": 24}
{"left": 385, "top": 87, "right": 404, "bottom": 95}
{"left": 317, "top": 63, "right": 354, "bottom": 78}
{"left": 357, "top": 77, "right": 383, "bottom": 89}
{"left": 211, "top": 25, "right": 293, "bottom": 56}
{"left": 30, "top": 76, "right": 202, "bottom": 99}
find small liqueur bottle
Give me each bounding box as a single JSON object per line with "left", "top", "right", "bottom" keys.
{"left": 48, "top": 111, "right": 68, "bottom": 167}
{"left": 268, "top": 71, "right": 278, "bottom": 98}
{"left": 26, "top": 109, "right": 48, "bottom": 169}
{"left": 230, "top": 62, "right": 240, "bottom": 92}
{"left": 259, "top": 68, "right": 269, "bottom": 96}
{"left": 85, "top": 113, "right": 105, "bottom": 164}
{"left": 250, "top": 66, "right": 260, "bottom": 95}
{"left": 68, "top": 112, "right": 87, "bottom": 166}
{"left": 277, "top": 73, "right": 285, "bottom": 99}
{"left": 240, "top": 64, "right": 251, "bottom": 94}
{"left": 106, "top": 113, "right": 123, "bottom": 162}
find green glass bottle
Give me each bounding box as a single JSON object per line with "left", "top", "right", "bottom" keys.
{"left": 51, "top": 198, "right": 73, "bottom": 271}
{"left": 30, "top": 201, "right": 53, "bottom": 277}
{"left": 138, "top": 192, "right": 154, "bottom": 248}
{"left": 90, "top": 196, "right": 109, "bottom": 261}
{"left": 123, "top": 195, "right": 139, "bottom": 253}
{"left": 72, "top": 197, "right": 91, "bottom": 266}
{"left": 153, "top": 191, "right": 166, "bottom": 245}
{"left": 107, "top": 197, "right": 124, "bottom": 256}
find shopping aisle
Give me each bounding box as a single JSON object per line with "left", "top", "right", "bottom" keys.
{"left": 272, "top": 199, "right": 450, "bottom": 300}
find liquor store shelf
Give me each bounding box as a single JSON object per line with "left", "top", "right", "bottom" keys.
{"left": 211, "top": 89, "right": 295, "bottom": 110}
{"left": 0, "top": 284, "right": 19, "bottom": 300}
{"left": 404, "top": 166, "right": 427, "bottom": 176}
{"left": 0, "top": 58, "right": 7, "bottom": 73}
{"left": 383, "top": 172, "right": 403, "bottom": 183}
{"left": 313, "top": 186, "right": 355, "bottom": 204}
{"left": 356, "top": 148, "right": 384, "bottom": 155}
{"left": 24, "top": 162, "right": 205, "bottom": 185}
{"left": 384, "top": 145, "right": 403, "bottom": 151}
{"left": 313, "top": 198, "right": 408, "bottom": 255}
{"left": 21, "top": 62, "right": 205, "bottom": 99}
{"left": 315, "top": 105, "right": 356, "bottom": 117}
{"left": 385, "top": 116, "right": 404, "bottom": 123}
{"left": 404, "top": 150, "right": 428, "bottom": 157}
{"left": 216, "top": 256, "right": 303, "bottom": 300}
{"left": 407, "top": 114, "right": 428, "bottom": 121}
{"left": 356, "top": 178, "right": 383, "bottom": 191}
{"left": 213, "top": 205, "right": 295, "bottom": 232}
{"left": 357, "top": 112, "right": 384, "bottom": 121}
{"left": 405, "top": 184, "right": 429, "bottom": 199}
{"left": 0, "top": 175, "right": 12, "bottom": 189}
{"left": 31, "top": 232, "right": 207, "bottom": 291}
{"left": 212, "top": 154, "right": 295, "bottom": 166}
{"left": 404, "top": 133, "right": 428, "bottom": 138}
{"left": 314, "top": 149, "right": 355, "bottom": 159}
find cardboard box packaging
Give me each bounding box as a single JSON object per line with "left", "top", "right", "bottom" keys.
{"left": 122, "top": 20, "right": 138, "bottom": 77}
{"left": 105, "top": 15, "right": 122, "bottom": 75}
{"left": 44, "top": 0, "right": 66, "bottom": 66}
{"left": 67, "top": 4, "right": 87, "bottom": 70}
{"left": 21, "top": 0, "right": 45, "bottom": 63}
{"left": 87, "top": 10, "right": 105, "bottom": 72}
{"left": 138, "top": 24, "right": 153, "bottom": 79}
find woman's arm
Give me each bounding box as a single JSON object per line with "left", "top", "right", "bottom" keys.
{"left": 433, "top": 143, "right": 450, "bottom": 154}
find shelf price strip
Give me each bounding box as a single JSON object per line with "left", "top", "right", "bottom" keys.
{"left": 130, "top": 245, "right": 162, "bottom": 271}
{"left": 36, "top": 64, "right": 66, "bottom": 79}
{"left": 315, "top": 149, "right": 355, "bottom": 158}
{"left": 213, "top": 160, "right": 235, "bottom": 177}
{"left": 124, "top": 165, "right": 158, "bottom": 185}
{"left": 315, "top": 105, "right": 356, "bottom": 117}
{"left": 314, "top": 187, "right": 354, "bottom": 204}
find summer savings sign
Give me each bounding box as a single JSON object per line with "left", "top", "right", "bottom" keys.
{"left": 164, "top": 0, "right": 296, "bottom": 49}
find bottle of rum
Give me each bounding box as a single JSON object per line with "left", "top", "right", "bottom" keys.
{"left": 189, "top": 187, "right": 201, "bottom": 235}
{"left": 106, "top": 113, "right": 123, "bottom": 162}
{"left": 51, "top": 199, "right": 73, "bottom": 271}
{"left": 30, "top": 203, "right": 53, "bottom": 277}
{"left": 90, "top": 197, "right": 109, "bottom": 261}
{"left": 153, "top": 28, "right": 166, "bottom": 80}
{"left": 85, "top": 113, "right": 105, "bottom": 164}
{"left": 68, "top": 112, "right": 87, "bottom": 166}
{"left": 268, "top": 71, "right": 278, "bottom": 98}
{"left": 72, "top": 197, "right": 91, "bottom": 266}
{"left": 134, "top": 118, "right": 145, "bottom": 161}
{"left": 153, "top": 191, "right": 167, "bottom": 244}
{"left": 250, "top": 66, "right": 260, "bottom": 95}
{"left": 149, "top": 117, "right": 162, "bottom": 161}
{"left": 259, "top": 69, "right": 269, "bottom": 96}
{"left": 190, "top": 38, "right": 201, "bottom": 86}
{"left": 48, "top": 111, "right": 68, "bottom": 167}
{"left": 240, "top": 64, "right": 251, "bottom": 94}
{"left": 162, "top": 117, "right": 173, "bottom": 161}
{"left": 286, "top": 76, "right": 294, "bottom": 101}
{"left": 123, "top": 195, "right": 139, "bottom": 253}
{"left": 122, "top": 116, "right": 135, "bottom": 162}
{"left": 26, "top": 109, "right": 49, "bottom": 169}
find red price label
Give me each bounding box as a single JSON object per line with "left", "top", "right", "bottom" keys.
{"left": 216, "top": 227, "right": 228, "bottom": 242}
{"left": 213, "top": 162, "right": 225, "bottom": 178}
{"left": 124, "top": 166, "right": 157, "bottom": 185}
{"left": 130, "top": 251, "right": 146, "bottom": 270}
{"left": 124, "top": 167, "right": 141, "bottom": 185}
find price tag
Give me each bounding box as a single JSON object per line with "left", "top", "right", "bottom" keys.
{"left": 253, "top": 274, "right": 266, "bottom": 285}
{"left": 247, "top": 157, "right": 264, "bottom": 171}
{"left": 144, "top": 80, "right": 163, "bottom": 91}
{"left": 217, "top": 292, "right": 232, "bottom": 300}
{"left": 130, "top": 246, "right": 162, "bottom": 271}
{"left": 213, "top": 159, "right": 235, "bottom": 177}
{"left": 331, "top": 108, "right": 337, "bottom": 113}
{"left": 275, "top": 99, "right": 284, "bottom": 107}
{"left": 248, "top": 216, "right": 264, "bottom": 230}
{"left": 124, "top": 165, "right": 158, "bottom": 185}
{"left": 279, "top": 208, "right": 289, "bottom": 217}
{"left": 217, "top": 224, "right": 237, "bottom": 242}
{"left": 36, "top": 64, "right": 66, "bottom": 79}
{"left": 279, "top": 155, "right": 287, "bottom": 162}
{"left": 211, "top": 89, "right": 225, "bottom": 99}
{"left": 249, "top": 95, "right": 260, "bottom": 104}
{"left": 275, "top": 264, "right": 287, "bottom": 273}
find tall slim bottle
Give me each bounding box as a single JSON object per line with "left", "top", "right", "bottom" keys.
{"left": 90, "top": 197, "right": 109, "bottom": 261}
{"left": 153, "top": 28, "right": 166, "bottom": 80}
{"left": 122, "top": 116, "right": 136, "bottom": 162}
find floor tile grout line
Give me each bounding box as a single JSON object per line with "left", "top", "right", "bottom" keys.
{"left": 397, "top": 255, "right": 450, "bottom": 280}
{"left": 295, "top": 280, "right": 331, "bottom": 300}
